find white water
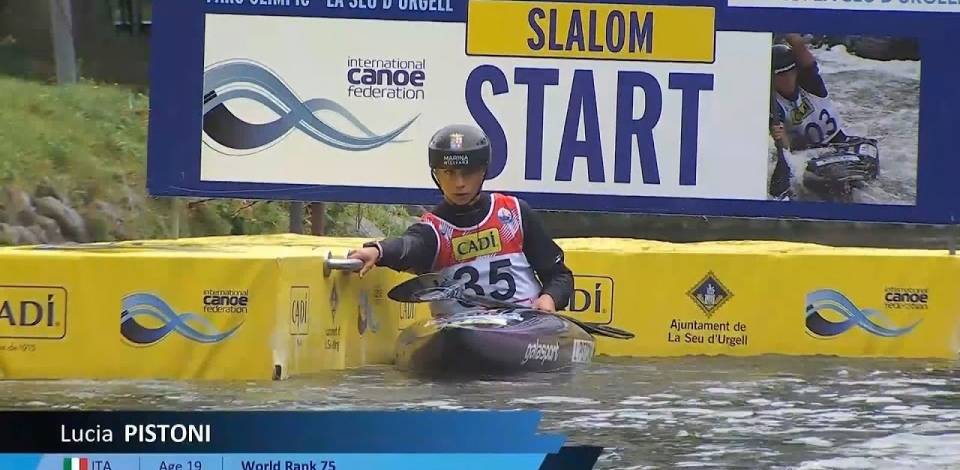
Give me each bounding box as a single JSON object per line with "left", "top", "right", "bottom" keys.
{"left": 768, "top": 45, "right": 921, "bottom": 205}
{"left": 2, "top": 358, "right": 957, "bottom": 469}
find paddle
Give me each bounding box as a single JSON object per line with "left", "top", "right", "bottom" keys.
{"left": 768, "top": 90, "right": 793, "bottom": 201}
{"left": 387, "top": 273, "right": 635, "bottom": 340}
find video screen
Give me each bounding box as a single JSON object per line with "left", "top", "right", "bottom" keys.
{"left": 766, "top": 34, "right": 919, "bottom": 205}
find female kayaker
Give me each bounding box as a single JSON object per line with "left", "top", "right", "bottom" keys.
{"left": 347, "top": 124, "right": 574, "bottom": 316}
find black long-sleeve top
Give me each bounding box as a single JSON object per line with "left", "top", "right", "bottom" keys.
{"left": 373, "top": 193, "right": 574, "bottom": 309}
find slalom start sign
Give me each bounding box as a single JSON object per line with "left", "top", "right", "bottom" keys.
{"left": 148, "top": 0, "right": 955, "bottom": 224}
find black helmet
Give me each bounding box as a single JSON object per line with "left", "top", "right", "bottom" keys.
{"left": 772, "top": 44, "right": 796, "bottom": 74}
{"left": 428, "top": 124, "right": 490, "bottom": 170}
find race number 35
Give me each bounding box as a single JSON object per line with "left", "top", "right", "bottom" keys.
{"left": 453, "top": 259, "right": 517, "bottom": 306}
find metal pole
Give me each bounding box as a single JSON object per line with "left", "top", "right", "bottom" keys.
{"left": 49, "top": 0, "right": 78, "bottom": 84}
{"left": 132, "top": 0, "right": 142, "bottom": 38}
{"left": 949, "top": 216, "right": 956, "bottom": 256}
{"left": 171, "top": 199, "right": 181, "bottom": 239}
{"left": 322, "top": 251, "right": 363, "bottom": 278}
{"left": 310, "top": 202, "right": 326, "bottom": 235}
{"left": 289, "top": 202, "right": 304, "bottom": 234}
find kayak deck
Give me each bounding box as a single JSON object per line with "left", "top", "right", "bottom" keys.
{"left": 395, "top": 308, "right": 596, "bottom": 378}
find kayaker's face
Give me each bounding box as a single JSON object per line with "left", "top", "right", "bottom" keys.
{"left": 774, "top": 70, "right": 797, "bottom": 96}
{"left": 434, "top": 167, "right": 485, "bottom": 205}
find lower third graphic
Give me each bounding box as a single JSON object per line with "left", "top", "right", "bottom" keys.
{"left": 201, "top": 59, "right": 418, "bottom": 156}
{"left": 805, "top": 289, "right": 922, "bottom": 338}
{"left": 120, "top": 293, "right": 244, "bottom": 346}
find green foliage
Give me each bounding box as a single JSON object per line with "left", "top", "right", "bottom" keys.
{"left": 0, "top": 76, "right": 408, "bottom": 240}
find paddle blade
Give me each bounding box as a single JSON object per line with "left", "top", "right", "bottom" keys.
{"left": 387, "top": 273, "right": 461, "bottom": 303}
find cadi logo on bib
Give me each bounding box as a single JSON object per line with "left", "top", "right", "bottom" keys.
{"left": 452, "top": 228, "right": 503, "bottom": 261}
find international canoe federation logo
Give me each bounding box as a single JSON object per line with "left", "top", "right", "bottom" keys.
{"left": 120, "top": 293, "right": 244, "bottom": 346}
{"left": 687, "top": 271, "right": 732, "bottom": 318}
{"left": 201, "top": 59, "right": 419, "bottom": 156}
{"left": 805, "top": 289, "right": 922, "bottom": 339}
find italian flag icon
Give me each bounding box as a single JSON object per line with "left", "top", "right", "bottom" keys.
{"left": 64, "top": 458, "right": 89, "bottom": 470}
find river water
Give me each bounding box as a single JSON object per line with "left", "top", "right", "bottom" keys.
{"left": 3, "top": 356, "right": 958, "bottom": 470}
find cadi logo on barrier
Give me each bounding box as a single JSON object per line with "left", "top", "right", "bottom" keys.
{"left": 0, "top": 285, "right": 68, "bottom": 340}
{"left": 120, "top": 292, "right": 246, "bottom": 346}
{"left": 804, "top": 288, "right": 924, "bottom": 339}
{"left": 565, "top": 275, "right": 614, "bottom": 324}
{"left": 398, "top": 302, "right": 417, "bottom": 327}
{"left": 289, "top": 286, "right": 310, "bottom": 337}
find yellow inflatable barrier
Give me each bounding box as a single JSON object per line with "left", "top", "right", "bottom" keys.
{"left": 559, "top": 239, "right": 960, "bottom": 359}
{"left": 0, "top": 234, "right": 955, "bottom": 381}
{"left": 0, "top": 235, "right": 429, "bottom": 380}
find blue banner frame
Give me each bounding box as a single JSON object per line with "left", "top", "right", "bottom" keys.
{"left": 147, "top": 0, "right": 958, "bottom": 224}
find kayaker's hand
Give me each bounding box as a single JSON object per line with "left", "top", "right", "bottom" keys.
{"left": 771, "top": 124, "right": 786, "bottom": 143}
{"left": 347, "top": 245, "right": 381, "bottom": 277}
{"left": 532, "top": 294, "right": 556, "bottom": 313}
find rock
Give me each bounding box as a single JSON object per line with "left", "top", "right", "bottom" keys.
{"left": 33, "top": 196, "right": 88, "bottom": 242}
{"left": 7, "top": 189, "right": 32, "bottom": 211}
{"left": 27, "top": 224, "right": 47, "bottom": 244}
{"left": 10, "top": 225, "right": 38, "bottom": 245}
{"left": 35, "top": 215, "right": 65, "bottom": 243}
{"left": 811, "top": 35, "right": 919, "bottom": 61}
{"left": 0, "top": 223, "right": 16, "bottom": 245}
{"left": 94, "top": 199, "right": 124, "bottom": 232}
{"left": 14, "top": 207, "right": 38, "bottom": 227}
{"left": 357, "top": 218, "right": 385, "bottom": 238}
{"left": 0, "top": 188, "right": 27, "bottom": 212}
{"left": 3, "top": 189, "right": 38, "bottom": 226}
{"left": 34, "top": 181, "right": 69, "bottom": 203}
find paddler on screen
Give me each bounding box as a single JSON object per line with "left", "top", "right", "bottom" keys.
{"left": 347, "top": 124, "right": 574, "bottom": 316}
{"left": 770, "top": 33, "right": 850, "bottom": 152}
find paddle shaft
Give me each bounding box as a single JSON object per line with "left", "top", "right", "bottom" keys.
{"left": 385, "top": 271, "right": 635, "bottom": 339}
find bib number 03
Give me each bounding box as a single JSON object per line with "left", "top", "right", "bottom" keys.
{"left": 453, "top": 259, "right": 517, "bottom": 306}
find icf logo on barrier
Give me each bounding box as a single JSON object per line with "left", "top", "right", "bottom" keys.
{"left": 804, "top": 288, "right": 923, "bottom": 339}
{"left": 565, "top": 275, "right": 614, "bottom": 324}
{"left": 120, "top": 292, "right": 246, "bottom": 346}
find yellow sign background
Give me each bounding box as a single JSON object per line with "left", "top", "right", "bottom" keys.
{"left": 466, "top": 0, "right": 716, "bottom": 62}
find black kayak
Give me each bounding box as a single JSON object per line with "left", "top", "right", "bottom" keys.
{"left": 395, "top": 307, "right": 596, "bottom": 377}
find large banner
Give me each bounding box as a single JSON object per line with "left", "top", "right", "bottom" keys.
{"left": 147, "top": 0, "right": 954, "bottom": 223}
